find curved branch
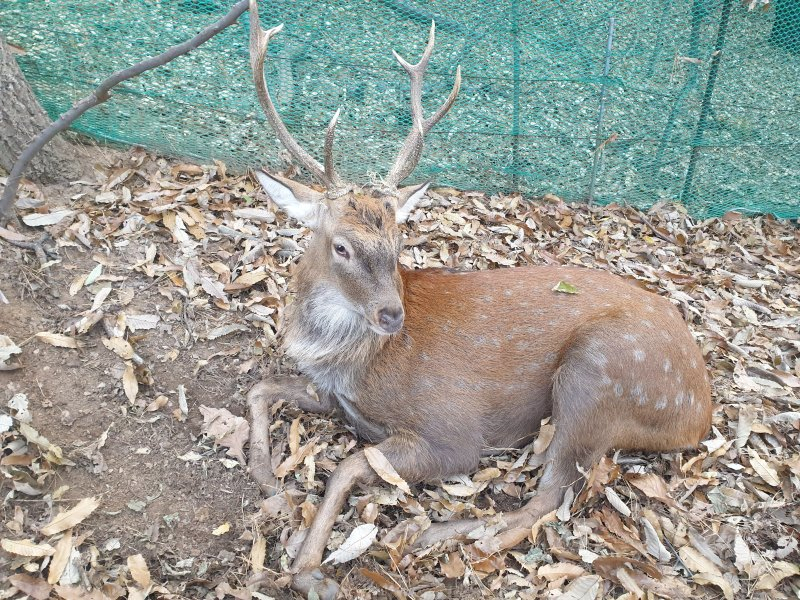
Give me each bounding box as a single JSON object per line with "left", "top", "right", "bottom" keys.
{"left": 0, "top": 0, "right": 250, "bottom": 221}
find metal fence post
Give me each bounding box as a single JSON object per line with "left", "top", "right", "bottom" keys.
{"left": 511, "top": 0, "right": 521, "bottom": 189}
{"left": 680, "top": 0, "right": 735, "bottom": 206}
{"left": 588, "top": 16, "right": 615, "bottom": 204}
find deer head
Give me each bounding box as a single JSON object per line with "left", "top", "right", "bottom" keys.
{"left": 249, "top": 0, "right": 460, "bottom": 335}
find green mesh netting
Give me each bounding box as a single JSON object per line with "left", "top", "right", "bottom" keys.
{"left": 1, "top": 0, "right": 798, "bottom": 217}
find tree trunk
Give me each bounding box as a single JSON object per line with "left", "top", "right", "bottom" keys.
{"left": 0, "top": 36, "right": 79, "bottom": 182}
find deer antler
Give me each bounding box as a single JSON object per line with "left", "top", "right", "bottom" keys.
{"left": 385, "top": 22, "right": 461, "bottom": 190}
{"left": 249, "top": 0, "right": 343, "bottom": 192}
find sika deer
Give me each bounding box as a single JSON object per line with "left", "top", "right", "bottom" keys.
{"left": 246, "top": 2, "right": 712, "bottom": 597}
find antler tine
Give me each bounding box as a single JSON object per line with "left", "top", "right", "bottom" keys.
{"left": 249, "top": 0, "right": 342, "bottom": 190}
{"left": 324, "top": 108, "right": 341, "bottom": 185}
{"left": 385, "top": 21, "right": 461, "bottom": 189}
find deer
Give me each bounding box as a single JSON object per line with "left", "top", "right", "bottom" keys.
{"left": 244, "top": 2, "right": 712, "bottom": 597}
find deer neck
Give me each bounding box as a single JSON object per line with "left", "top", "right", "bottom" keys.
{"left": 282, "top": 257, "right": 393, "bottom": 400}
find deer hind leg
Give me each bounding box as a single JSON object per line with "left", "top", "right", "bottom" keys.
{"left": 247, "top": 375, "right": 333, "bottom": 496}
{"left": 291, "top": 433, "right": 480, "bottom": 600}
{"left": 490, "top": 347, "right": 616, "bottom": 549}
{"left": 412, "top": 351, "right": 612, "bottom": 553}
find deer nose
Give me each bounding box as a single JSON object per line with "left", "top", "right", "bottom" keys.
{"left": 377, "top": 307, "right": 404, "bottom": 333}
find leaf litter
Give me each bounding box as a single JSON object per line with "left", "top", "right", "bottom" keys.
{"left": 0, "top": 148, "right": 798, "bottom": 599}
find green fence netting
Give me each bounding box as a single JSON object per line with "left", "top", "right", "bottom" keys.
{"left": 0, "top": 0, "right": 798, "bottom": 217}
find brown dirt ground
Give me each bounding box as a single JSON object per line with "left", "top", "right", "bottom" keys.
{"left": 0, "top": 236, "right": 270, "bottom": 588}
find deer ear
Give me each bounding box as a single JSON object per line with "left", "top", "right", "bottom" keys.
{"left": 394, "top": 181, "right": 431, "bottom": 224}
{"left": 254, "top": 170, "right": 325, "bottom": 226}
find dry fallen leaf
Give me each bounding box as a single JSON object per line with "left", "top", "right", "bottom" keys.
{"left": 440, "top": 551, "right": 466, "bottom": 579}
{"left": 533, "top": 422, "right": 555, "bottom": 454}
{"left": 364, "top": 446, "right": 412, "bottom": 495}
{"left": 1, "top": 538, "right": 56, "bottom": 557}
{"left": 0, "top": 334, "right": 22, "bottom": 369}
{"left": 122, "top": 363, "right": 138, "bottom": 403}
{"left": 560, "top": 575, "right": 602, "bottom": 600}
{"left": 199, "top": 405, "right": 250, "bottom": 464}
{"left": 102, "top": 336, "right": 135, "bottom": 360}
{"left": 693, "top": 572, "right": 734, "bottom": 600}
{"left": 47, "top": 529, "right": 73, "bottom": 584}
{"left": 127, "top": 553, "right": 152, "bottom": 589}
{"left": 358, "top": 568, "right": 405, "bottom": 596}
{"left": 323, "top": 523, "right": 378, "bottom": 565}
{"left": 537, "top": 562, "right": 585, "bottom": 581}
{"left": 125, "top": 313, "right": 160, "bottom": 331}
{"left": 626, "top": 472, "right": 679, "bottom": 508}
{"left": 754, "top": 561, "right": 800, "bottom": 591}
{"left": 250, "top": 533, "right": 266, "bottom": 574}
{"left": 641, "top": 516, "right": 671, "bottom": 562}
{"left": 35, "top": 332, "right": 80, "bottom": 349}
{"left": 22, "top": 210, "right": 75, "bottom": 227}
{"left": 747, "top": 448, "right": 780, "bottom": 486}
{"left": 41, "top": 497, "right": 100, "bottom": 536}
{"left": 7, "top": 574, "right": 52, "bottom": 600}
{"left": 604, "top": 486, "right": 631, "bottom": 517}
{"left": 212, "top": 522, "right": 231, "bottom": 536}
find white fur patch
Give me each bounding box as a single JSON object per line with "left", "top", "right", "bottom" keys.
{"left": 283, "top": 286, "right": 382, "bottom": 399}
{"left": 395, "top": 182, "right": 430, "bottom": 223}
{"left": 255, "top": 171, "right": 322, "bottom": 225}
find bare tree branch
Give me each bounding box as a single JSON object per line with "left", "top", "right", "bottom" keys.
{"left": 0, "top": 0, "right": 250, "bottom": 222}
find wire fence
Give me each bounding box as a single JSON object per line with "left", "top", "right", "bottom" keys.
{"left": 1, "top": 0, "right": 798, "bottom": 217}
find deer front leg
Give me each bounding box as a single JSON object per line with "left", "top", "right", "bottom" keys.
{"left": 289, "top": 449, "right": 373, "bottom": 600}
{"left": 247, "top": 375, "right": 333, "bottom": 496}
{"left": 291, "top": 433, "right": 477, "bottom": 600}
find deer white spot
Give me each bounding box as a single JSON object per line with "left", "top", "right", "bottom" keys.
{"left": 544, "top": 352, "right": 558, "bottom": 365}
{"left": 690, "top": 358, "right": 698, "bottom": 369}
{"left": 688, "top": 391, "right": 695, "bottom": 405}
{"left": 642, "top": 319, "right": 654, "bottom": 329}
{"left": 631, "top": 383, "right": 647, "bottom": 405}
{"left": 504, "top": 289, "right": 512, "bottom": 297}
{"left": 655, "top": 396, "right": 667, "bottom": 410}
{"left": 613, "top": 383, "right": 624, "bottom": 397}
{"left": 633, "top": 349, "right": 645, "bottom": 363}
{"left": 622, "top": 333, "right": 638, "bottom": 343}
{"left": 601, "top": 373, "right": 612, "bottom": 386}
{"left": 663, "top": 359, "right": 671, "bottom": 373}
{"left": 646, "top": 305, "right": 655, "bottom": 313}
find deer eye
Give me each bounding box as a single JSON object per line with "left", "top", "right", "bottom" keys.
{"left": 333, "top": 243, "right": 350, "bottom": 260}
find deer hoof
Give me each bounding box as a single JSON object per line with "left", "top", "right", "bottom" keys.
{"left": 292, "top": 568, "right": 339, "bottom": 600}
